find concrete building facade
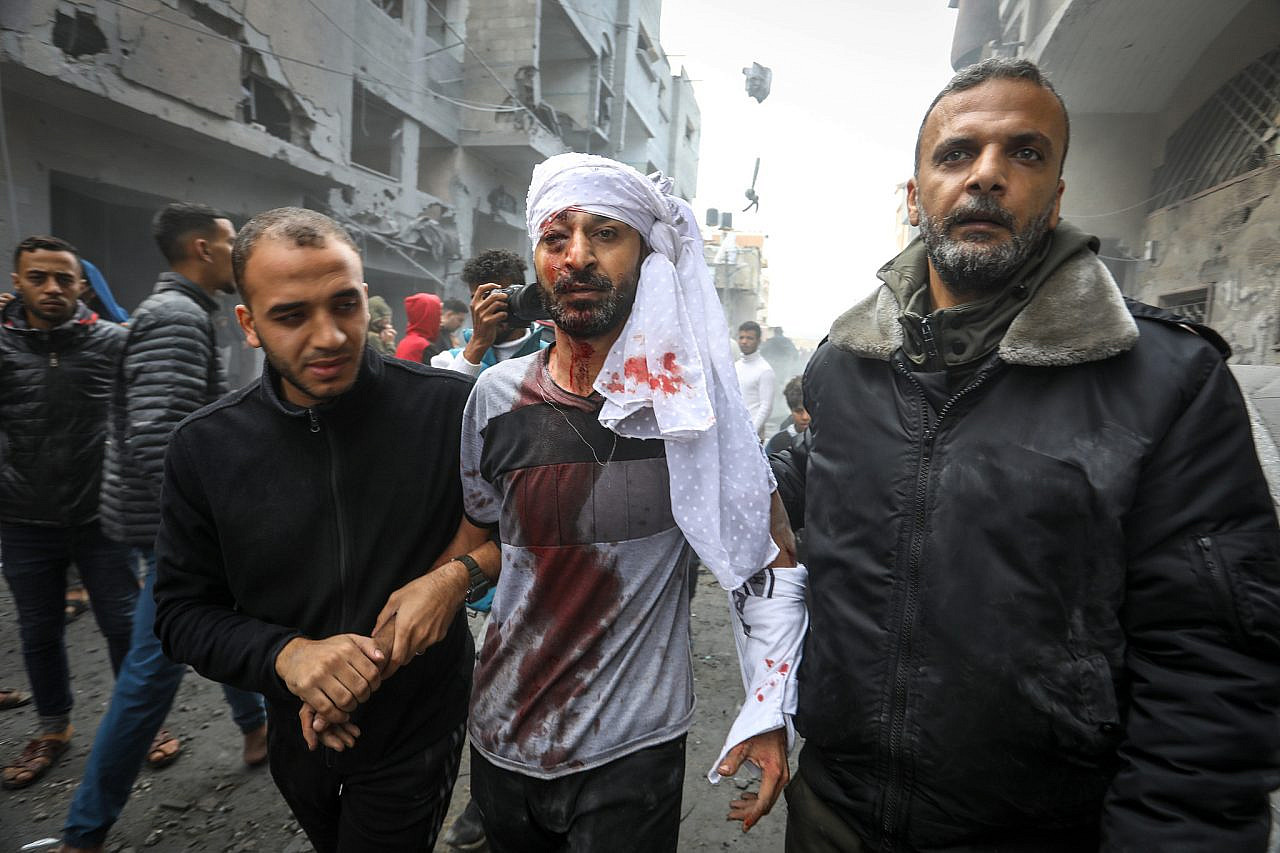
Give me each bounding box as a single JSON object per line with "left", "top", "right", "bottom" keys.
{"left": 704, "top": 226, "right": 769, "bottom": 333}
{"left": 948, "top": 0, "right": 1280, "bottom": 363}
{"left": 0, "top": 0, "right": 699, "bottom": 381}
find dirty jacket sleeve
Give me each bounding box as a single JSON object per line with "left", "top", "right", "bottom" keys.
{"left": 152, "top": 429, "right": 299, "bottom": 703}
{"left": 1102, "top": 347, "right": 1280, "bottom": 851}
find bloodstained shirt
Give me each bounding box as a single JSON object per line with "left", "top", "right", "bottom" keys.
{"left": 461, "top": 346, "right": 695, "bottom": 778}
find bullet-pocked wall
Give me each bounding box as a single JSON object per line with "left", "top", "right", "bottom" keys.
{"left": 1, "top": 0, "right": 702, "bottom": 332}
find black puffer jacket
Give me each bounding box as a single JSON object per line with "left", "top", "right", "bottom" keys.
{"left": 0, "top": 298, "right": 125, "bottom": 526}
{"left": 774, "top": 233, "right": 1280, "bottom": 853}
{"left": 100, "top": 273, "right": 223, "bottom": 546}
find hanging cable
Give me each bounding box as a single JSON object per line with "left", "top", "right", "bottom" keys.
{"left": 1067, "top": 177, "right": 1196, "bottom": 218}
{"left": 337, "top": 215, "right": 448, "bottom": 287}
{"left": 424, "top": 0, "right": 559, "bottom": 137}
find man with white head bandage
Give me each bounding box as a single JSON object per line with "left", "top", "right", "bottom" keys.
{"left": 457, "top": 153, "right": 807, "bottom": 851}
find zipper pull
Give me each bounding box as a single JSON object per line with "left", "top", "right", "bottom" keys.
{"left": 919, "top": 316, "right": 939, "bottom": 362}
{"left": 308, "top": 409, "right": 320, "bottom": 433}
{"left": 49, "top": 352, "right": 60, "bottom": 368}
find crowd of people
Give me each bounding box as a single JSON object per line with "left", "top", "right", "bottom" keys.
{"left": 2, "top": 56, "right": 1280, "bottom": 853}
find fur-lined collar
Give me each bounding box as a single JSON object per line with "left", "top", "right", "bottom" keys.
{"left": 829, "top": 224, "right": 1139, "bottom": 367}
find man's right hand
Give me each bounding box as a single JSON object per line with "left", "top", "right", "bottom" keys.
{"left": 462, "top": 282, "right": 510, "bottom": 364}
{"left": 274, "top": 634, "right": 385, "bottom": 724}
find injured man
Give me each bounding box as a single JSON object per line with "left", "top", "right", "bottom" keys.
{"left": 453, "top": 152, "right": 808, "bottom": 853}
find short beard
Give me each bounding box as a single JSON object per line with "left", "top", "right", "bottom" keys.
{"left": 539, "top": 269, "right": 636, "bottom": 338}
{"left": 918, "top": 195, "right": 1055, "bottom": 301}
{"left": 26, "top": 300, "right": 74, "bottom": 327}
{"left": 260, "top": 337, "right": 365, "bottom": 405}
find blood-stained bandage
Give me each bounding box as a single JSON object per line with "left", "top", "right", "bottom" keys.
{"left": 525, "top": 153, "right": 779, "bottom": 590}
{"left": 708, "top": 563, "right": 808, "bottom": 783}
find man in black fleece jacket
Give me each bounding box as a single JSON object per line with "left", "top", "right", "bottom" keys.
{"left": 153, "top": 208, "right": 492, "bottom": 852}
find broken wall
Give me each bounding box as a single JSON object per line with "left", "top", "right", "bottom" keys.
{"left": 1134, "top": 162, "right": 1280, "bottom": 365}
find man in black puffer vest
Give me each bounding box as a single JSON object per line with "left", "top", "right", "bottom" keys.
{"left": 59, "top": 204, "right": 271, "bottom": 853}
{"left": 775, "top": 58, "right": 1280, "bottom": 853}
{"left": 0, "top": 236, "right": 136, "bottom": 790}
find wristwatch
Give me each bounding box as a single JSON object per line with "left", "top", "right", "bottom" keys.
{"left": 455, "top": 553, "right": 490, "bottom": 605}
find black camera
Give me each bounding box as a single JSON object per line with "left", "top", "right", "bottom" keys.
{"left": 497, "top": 282, "right": 551, "bottom": 324}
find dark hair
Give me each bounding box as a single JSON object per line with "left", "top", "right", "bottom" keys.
{"left": 442, "top": 298, "right": 469, "bottom": 314}
{"left": 461, "top": 249, "right": 526, "bottom": 288}
{"left": 738, "top": 320, "right": 762, "bottom": 336}
{"left": 232, "top": 207, "right": 359, "bottom": 301}
{"left": 153, "top": 202, "right": 228, "bottom": 265}
{"left": 784, "top": 375, "right": 804, "bottom": 411}
{"left": 13, "top": 235, "right": 80, "bottom": 272}
{"left": 914, "top": 57, "right": 1070, "bottom": 177}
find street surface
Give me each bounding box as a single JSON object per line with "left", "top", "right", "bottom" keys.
{"left": 0, "top": 567, "right": 787, "bottom": 851}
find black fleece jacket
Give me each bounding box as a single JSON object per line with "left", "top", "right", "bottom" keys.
{"left": 154, "top": 349, "right": 474, "bottom": 769}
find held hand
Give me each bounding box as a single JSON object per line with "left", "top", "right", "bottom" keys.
{"left": 464, "top": 283, "right": 510, "bottom": 358}
{"left": 298, "top": 702, "right": 362, "bottom": 751}
{"left": 719, "top": 728, "right": 790, "bottom": 832}
{"left": 274, "top": 634, "right": 384, "bottom": 725}
{"left": 767, "top": 491, "right": 798, "bottom": 568}
{"left": 372, "top": 562, "right": 469, "bottom": 679}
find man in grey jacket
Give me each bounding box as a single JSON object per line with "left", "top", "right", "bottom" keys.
{"left": 59, "top": 204, "right": 268, "bottom": 853}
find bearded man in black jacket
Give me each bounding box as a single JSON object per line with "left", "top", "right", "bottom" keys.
{"left": 774, "top": 58, "right": 1280, "bottom": 853}
{"left": 153, "top": 207, "right": 492, "bottom": 852}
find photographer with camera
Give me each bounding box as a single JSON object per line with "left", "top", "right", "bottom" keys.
{"left": 430, "top": 250, "right": 547, "bottom": 377}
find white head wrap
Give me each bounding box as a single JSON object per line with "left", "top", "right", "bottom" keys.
{"left": 526, "top": 153, "right": 778, "bottom": 590}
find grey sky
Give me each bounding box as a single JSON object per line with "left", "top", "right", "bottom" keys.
{"left": 660, "top": 1, "right": 958, "bottom": 340}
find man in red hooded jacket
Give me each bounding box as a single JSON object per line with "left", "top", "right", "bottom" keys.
{"left": 394, "top": 292, "right": 442, "bottom": 363}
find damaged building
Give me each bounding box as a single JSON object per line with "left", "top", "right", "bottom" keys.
{"left": 948, "top": 0, "right": 1280, "bottom": 364}
{"left": 0, "top": 0, "right": 700, "bottom": 381}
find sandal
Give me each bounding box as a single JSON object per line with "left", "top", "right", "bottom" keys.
{"left": 64, "top": 591, "right": 90, "bottom": 623}
{"left": 2, "top": 727, "right": 72, "bottom": 789}
{"left": 147, "top": 728, "right": 181, "bottom": 769}
{"left": 0, "top": 689, "right": 31, "bottom": 710}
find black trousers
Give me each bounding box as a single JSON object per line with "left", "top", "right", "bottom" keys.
{"left": 269, "top": 721, "right": 464, "bottom": 853}
{"left": 470, "top": 735, "right": 686, "bottom": 853}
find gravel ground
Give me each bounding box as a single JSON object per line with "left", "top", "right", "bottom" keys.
{"left": 0, "top": 567, "right": 788, "bottom": 852}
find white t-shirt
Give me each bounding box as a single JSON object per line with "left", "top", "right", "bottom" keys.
{"left": 735, "top": 351, "right": 776, "bottom": 436}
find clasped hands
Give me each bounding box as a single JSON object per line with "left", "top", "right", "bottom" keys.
{"left": 275, "top": 562, "right": 468, "bottom": 752}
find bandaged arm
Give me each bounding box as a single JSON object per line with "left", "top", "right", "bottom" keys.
{"left": 708, "top": 563, "right": 809, "bottom": 783}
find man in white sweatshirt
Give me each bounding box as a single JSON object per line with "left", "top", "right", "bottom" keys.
{"left": 735, "top": 320, "right": 775, "bottom": 439}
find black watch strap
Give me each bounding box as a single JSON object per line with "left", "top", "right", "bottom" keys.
{"left": 456, "top": 554, "right": 490, "bottom": 604}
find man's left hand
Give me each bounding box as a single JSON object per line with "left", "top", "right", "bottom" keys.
{"left": 299, "top": 703, "right": 362, "bottom": 751}
{"left": 719, "top": 727, "right": 790, "bottom": 832}
{"left": 372, "top": 561, "right": 469, "bottom": 679}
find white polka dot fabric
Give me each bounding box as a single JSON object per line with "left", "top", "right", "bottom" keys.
{"left": 527, "top": 154, "right": 778, "bottom": 589}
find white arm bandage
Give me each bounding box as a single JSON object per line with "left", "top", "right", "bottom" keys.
{"left": 708, "top": 563, "right": 809, "bottom": 783}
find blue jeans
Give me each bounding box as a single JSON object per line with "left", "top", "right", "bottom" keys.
{"left": 0, "top": 521, "right": 137, "bottom": 718}
{"left": 62, "top": 549, "right": 266, "bottom": 847}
